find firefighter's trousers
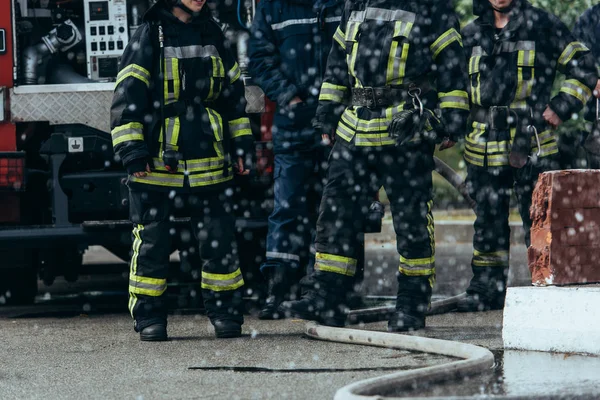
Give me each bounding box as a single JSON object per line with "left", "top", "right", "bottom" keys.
{"left": 312, "top": 140, "right": 436, "bottom": 295}
{"left": 263, "top": 148, "right": 327, "bottom": 276}
{"left": 466, "top": 155, "right": 559, "bottom": 298}
{"left": 128, "top": 188, "right": 244, "bottom": 331}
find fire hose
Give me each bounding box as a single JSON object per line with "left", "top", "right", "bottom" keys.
{"left": 305, "top": 160, "right": 489, "bottom": 399}
{"left": 306, "top": 320, "right": 495, "bottom": 400}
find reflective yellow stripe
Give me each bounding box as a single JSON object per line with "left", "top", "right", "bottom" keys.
{"left": 206, "top": 108, "right": 224, "bottom": 141}
{"left": 129, "top": 275, "right": 168, "bottom": 296}
{"left": 487, "top": 140, "right": 510, "bottom": 154}
{"left": 473, "top": 249, "right": 509, "bottom": 267}
{"left": 228, "top": 62, "right": 242, "bottom": 83}
{"left": 438, "top": 90, "right": 469, "bottom": 110}
{"left": 346, "top": 22, "right": 361, "bottom": 87}
{"left": 188, "top": 168, "right": 234, "bottom": 187}
{"left": 229, "top": 117, "right": 252, "bottom": 138}
{"left": 538, "top": 141, "right": 559, "bottom": 157}
{"left": 430, "top": 28, "right": 462, "bottom": 60}
{"left": 558, "top": 41, "right": 589, "bottom": 66}
{"left": 387, "top": 20, "right": 413, "bottom": 85}
{"left": 214, "top": 142, "right": 223, "bottom": 158}
{"left": 336, "top": 120, "right": 355, "bottom": 142}
{"left": 128, "top": 293, "right": 137, "bottom": 317}
{"left": 465, "top": 151, "right": 484, "bottom": 167}
{"left": 399, "top": 255, "right": 435, "bottom": 276}
{"left": 333, "top": 26, "right": 346, "bottom": 50}
{"left": 315, "top": 252, "right": 357, "bottom": 277}
{"left": 400, "top": 255, "right": 435, "bottom": 266}
{"left": 320, "top": 82, "right": 348, "bottom": 102}
{"left": 201, "top": 268, "right": 244, "bottom": 292}
{"left": 560, "top": 79, "right": 592, "bottom": 104}
{"left": 172, "top": 58, "right": 180, "bottom": 101}
{"left": 355, "top": 133, "right": 395, "bottom": 147}
{"left": 111, "top": 122, "right": 144, "bottom": 146}
{"left": 131, "top": 172, "right": 184, "bottom": 187}
{"left": 116, "top": 64, "right": 150, "bottom": 87}
{"left": 130, "top": 224, "right": 144, "bottom": 276}
{"left": 511, "top": 67, "right": 535, "bottom": 108}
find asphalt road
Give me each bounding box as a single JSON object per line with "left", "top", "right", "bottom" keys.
{"left": 0, "top": 241, "right": 533, "bottom": 400}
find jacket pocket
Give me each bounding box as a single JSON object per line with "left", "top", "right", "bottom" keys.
{"left": 207, "top": 56, "right": 225, "bottom": 101}
{"left": 512, "top": 42, "right": 536, "bottom": 108}
{"left": 206, "top": 107, "right": 225, "bottom": 158}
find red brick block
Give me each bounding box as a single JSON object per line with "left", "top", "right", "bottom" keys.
{"left": 529, "top": 170, "right": 600, "bottom": 286}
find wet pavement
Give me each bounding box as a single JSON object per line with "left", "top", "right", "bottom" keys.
{"left": 2, "top": 230, "right": 600, "bottom": 399}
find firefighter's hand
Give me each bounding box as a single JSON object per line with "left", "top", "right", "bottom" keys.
{"left": 594, "top": 79, "right": 600, "bottom": 99}
{"left": 132, "top": 164, "right": 151, "bottom": 178}
{"left": 289, "top": 97, "right": 303, "bottom": 106}
{"left": 321, "top": 133, "right": 335, "bottom": 147}
{"left": 235, "top": 157, "right": 250, "bottom": 176}
{"left": 543, "top": 106, "right": 563, "bottom": 128}
{"left": 438, "top": 138, "right": 456, "bottom": 151}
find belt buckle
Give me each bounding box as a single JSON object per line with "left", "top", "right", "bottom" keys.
{"left": 489, "top": 106, "right": 510, "bottom": 130}
{"left": 363, "top": 87, "right": 376, "bottom": 109}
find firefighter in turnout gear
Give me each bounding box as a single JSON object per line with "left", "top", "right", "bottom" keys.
{"left": 573, "top": 4, "right": 600, "bottom": 168}
{"left": 281, "top": 0, "right": 470, "bottom": 331}
{"left": 248, "top": 0, "right": 344, "bottom": 320}
{"left": 456, "top": 0, "right": 598, "bottom": 312}
{"left": 110, "top": 0, "right": 254, "bottom": 340}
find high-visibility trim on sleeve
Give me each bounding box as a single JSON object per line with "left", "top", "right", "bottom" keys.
{"left": 228, "top": 62, "right": 242, "bottom": 84}
{"left": 201, "top": 268, "right": 244, "bottom": 292}
{"left": 558, "top": 41, "right": 589, "bottom": 66}
{"left": 111, "top": 122, "right": 145, "bottom": 146}
{"left": 333, "top": 26, "right": 346, "bottom": 50}
{"left": 314, "top": 252, "right": 357, "bottom": 277}
{"left": 319, "top": 82, "right": 348, "bottom": 102}
{"left": 129, "top": 275, "right": 168, "bottom": 297}
{"left": 438, "top": 90, "right": 469, "bottom": 110}
{"left": 560, "top": 79, "right": 592, "bottom": 104}
{"left": 430, "top": 28, "right": 462, "bottom": 60}
{"left": 228, "top": 117, "right": 253, "bottom": 138}
{"left": 116, "top": 64, "right": 151, "bottom": 87}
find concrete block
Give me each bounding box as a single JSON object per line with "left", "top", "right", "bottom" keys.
{"left": 503, "top": 350, "right": 600, "bottom": 397}
{"left": 529, "top": 170, "right": 600, "bottom": 286}
{"left": 503, "top": 286, "right": 600, "bottom": 355}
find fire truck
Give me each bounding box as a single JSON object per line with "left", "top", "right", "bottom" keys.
{"left": 0, "top": 0, "right": 277, "bottom": 305}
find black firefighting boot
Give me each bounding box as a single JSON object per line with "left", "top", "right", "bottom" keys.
{"left": 204, "top": 291, "right": 244, "bottom": 339}
{"left": 135, "top": 319, "right": 168, "bottom": 342}
{"left": 213, "top": 319, "right": 242, "bottom": 339}
{"left": 278, "top": 272, "right": 351, "bottom": 327}
{"left": 258, "top": 266, "right": 291, "bottom": 320}
{"left": 388, "top": 274, "right": 433, "bottom": 332}
{"left": 457, "top": 267, "right": 507, "bottom": 312}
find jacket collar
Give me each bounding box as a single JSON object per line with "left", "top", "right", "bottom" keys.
{"left": 144, "top": 0, "right": 211, "bottom": 24}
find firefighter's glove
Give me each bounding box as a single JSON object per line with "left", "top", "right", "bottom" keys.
{"left": 389, "top": 108, "right": 443, "bottom": 148}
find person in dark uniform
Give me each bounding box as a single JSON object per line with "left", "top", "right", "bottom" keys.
{"left": 248, "top": 0, "right": 345, "bottom": 319}
{"left": 573, "top": 4, "right": 600, "bottom": 168}
{"left": 110, "top": 0, "right": 254, "bottom": 341}
{"left": 281, "top": 0, "right": 470, "bottom": 331}
{"left": 456, "top": 0, "right": 598, "bottom": 312}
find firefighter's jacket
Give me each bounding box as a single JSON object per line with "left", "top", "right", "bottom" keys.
{"left": 110, "top": 2, "right": 254, "bottom": 192}
{"left": 248, "top": 0, "right": 344, "bottom": 152}
{"left": 573, "top": 4, "right": 600, "bottom": 122}
{"left": 462, "top": 0, "right": 598, "bottom": 167}
{"left": 315, "top": 0, "right": 470, "bottom": 147}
